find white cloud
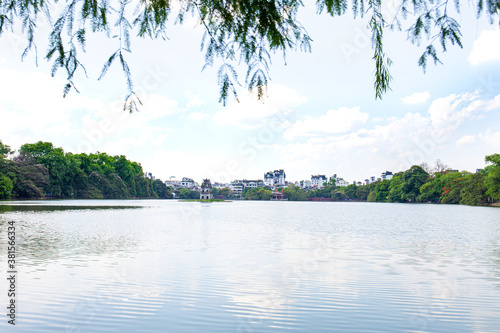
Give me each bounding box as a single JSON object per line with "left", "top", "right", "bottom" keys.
{"left": 479, "top": 131, "right": 500, "bottom": 148}
{"left": 427, "top": 92, "right": 500, "bottom": 134}
{"left": 468, "top": 29, "right": 500, "bottom": 65}
{"left": 185, "top": 91, "right": 206, "bottom": 108}
{"left": 270, "top": 91, "right": 500, "bottom": 181}
{"left": 0, "top": 66, "right": 105, "bottom": 150}
{"left": 212, "top": 84, "right": 307, "bottom": 128}
{"left": 456, "top": 135, "right": 476, "bottom": 146}
{"left": 132, "top": 93, "right": 179, "bottom": 120}
{"left": 188, "top": 111, "right": 209, "bottom": 120}
{"left": 272, "top": 111, "right": 431, "bottom": 180}
{"left": 401, "top": 91, "right": 431, "bottom": 104}
{"left": 283, "top": 106, "right": 369, "bottom": 139}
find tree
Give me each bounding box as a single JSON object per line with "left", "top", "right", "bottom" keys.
{"left": 401, "top": 165, "right": 429, "bottom": 202}
{"left": 12, "top": 152, "right": 50, "bottom": 198}
{"left": 152, "top": 179, "right": 172, "bottom": 199}
{"left": 307, "top": 182, "right": 337, "bottom": 198}
{"left": 417, "top": 177, "right": 441, "bottom": 203}
{"left": 1, "top": 0, "right": 496, "bottom": 107}
{"left": 344, "top": 184, "right": 358, "bottom": 200}
{"left": 387, "top": 172, "right": 404, "bottom": 202}
{"left": 355, "top": 185, "right": 370, "bottom": 201}
{"left": 439, "top": 171, "right": 470, "bottom": 204}
{"left": 0, "top": 174, "right": 13, "bottom": 199}
{"left": 244, "top": 187, "right": 273, "bottom": 200}
{"left": 283, "top": 184, "right": 306, "bottom": 201}
{"left": 0, "top": 141, "right": 12, "bottom": 158}
{"left": 434, "top": 159, "right": 449, "bottom": 174}
{"left": 460, "top": 172, "right": 488, "bottom": 206}
{"left": 216, "top": 187, "right": 233, "bottom": 199}
{"left": 485, "top": 153, "right": 500, "bottom": 201}
{"left": 367, "top": 190, "right": 376, "bottom": 202}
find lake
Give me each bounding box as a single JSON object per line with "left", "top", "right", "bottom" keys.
{"left": 0, "top": 200, "right": 499, "bottom": 332}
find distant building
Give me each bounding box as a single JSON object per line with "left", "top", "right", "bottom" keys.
{"left": 165, "top": 177, "right": 182, "bottom": 188}
{"left": 296, "top": 180, "right": 312, "bottom": 189}
{"left": 212, "top": 182, "right": 230, "bottom": 189}
{"left": 264, "top": 170, "right": 286, "bottom": 187}
{"left": 330, "top": 174, "right": 348, "bottom": 187}
{"left": 274, "top": 170, "right": 286, "bottom": 186}
{"left": 476, "top": 169, "right": 484, "bottom": 173}
{"left": 200, "top": 179, "right": 213, "bottom": 200}
{"left": 232, "top": 179, "right": 265, "bottom": 190}
{"left": 271, "top": 191, "right": 286, "bottom": 201}
{"left": 230, "top": 181, "right": 245, "bottom": 196}
{"left": 240, "top": 179, "right": 264, "bottom": 189}
{"left": 364, "top": 176, "right": 376, "bottom": 185}
{"left": 381, "top": 171, "right": 393, "bottom": 180}
{"left": 264, "top": 172, "right": 274, "bottom": 187}
{"left": 181, "top": 177, "right": 195, "bottom": 188}
{"left": 311, "top": 175, "right": 328, "bottom": 188}
{"left": 335, "top": 178, "right": 349, "bottom": 187}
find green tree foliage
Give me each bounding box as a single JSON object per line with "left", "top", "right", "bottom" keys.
{"left": 401, "top": 165, "right": 430, "bottom": 202}
{"left": 283, "top": 184, "right": 307, "bottom": 201}
{"left": 0, "top": 141, "right": 12, "bottom": 157}
{"left": 460, "top": 172, "right": 488, "bottom": 206}
{"left": 344, "top": 184, "right": 358, "bottom": 199}
{"left": 12, "top": 152, "right": 50, "bottom": 198}
{"left": 418, "top": 170, "right": 485, "bottom": 205}
{"left": 439, "top": 171, "right": 470, "bottom": 204}
{"left": 244, "top": 187, "right": 273, "bottom": 200}
{"left": 485, "top": 153, "right": 500, "bottom": 200}
{"left": 417, "top": 177, "right": 442, "bottom": 203}
{"left": 0, "top": 174, "right": 13, "bottom": 199}
{"left": 152, "top": 179, "right": 173, "bottom": 199}
{"left": 308, "top": 182, "right": 337, "bottom": 199}
{"left": 367, "top": 190, "right": 376, "bottom": 202}
{"left": 214, "top": 187, "right": 233, "bottom": 199}
{"left": 374, "top": 179, "right": 390, "bottom": 202}
{"left": 356, "top": 185, "right": 371, "bottom": 201}
{"left": 387, "top": 172, "right": 404, "bottom": 202}
{"left": 177, "top": 188, "right": 200, "bottom": 199}
{"left": 0, "top": 140, "right": 171, "bottom": 199}
{"left": 2, "top": 0, "right": 495, "bottom": 106}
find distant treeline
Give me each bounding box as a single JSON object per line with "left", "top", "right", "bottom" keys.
{"left": 0, "top": 140, "right": 173, "bottom": 199}
{"left": 242, "top": 154, "right": 500, "bottom": 206}
{"left": 1, "top": 140, "right": 498, "bottom": 206}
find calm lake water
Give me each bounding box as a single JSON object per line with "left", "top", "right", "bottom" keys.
{"left": 0, "top": 200, "right": 499, "bottom": 332}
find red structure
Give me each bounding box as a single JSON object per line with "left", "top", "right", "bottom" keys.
{"left": 307, "top": 197, "right": 334, "bottom": 201}
{"left": 271, "top": 192, "right": 285, "bottom": 200}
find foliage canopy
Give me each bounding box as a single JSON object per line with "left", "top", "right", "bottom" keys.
{"left": 1, "top": 0, "right": 498, "bottom": 108}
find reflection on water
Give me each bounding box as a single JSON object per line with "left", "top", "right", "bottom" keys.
{"left": 0, "top": 204, "right": 142, "bottom": 213}
{"left": 0, "top": 200, "right": 499, "bottom": 332}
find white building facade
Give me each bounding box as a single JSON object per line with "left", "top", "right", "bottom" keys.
{"left": 264, "top": 170, "right": 286, "bottom": 187}
{"left": 181, "top": 177, "right": 195, "bottom": 188}
{"left": 311, "top": 175, "right": 328, "bottom": 188}
{"left": 381, "top": 171, "right": 393, "bottom": 180}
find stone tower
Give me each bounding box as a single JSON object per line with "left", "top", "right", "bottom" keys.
{"left": 200, "top": 179, "right": 213, "bottom": 200}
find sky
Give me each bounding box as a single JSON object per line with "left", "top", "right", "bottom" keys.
{"left": 1, "top": 1, "right": 499, "bottom": 184}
